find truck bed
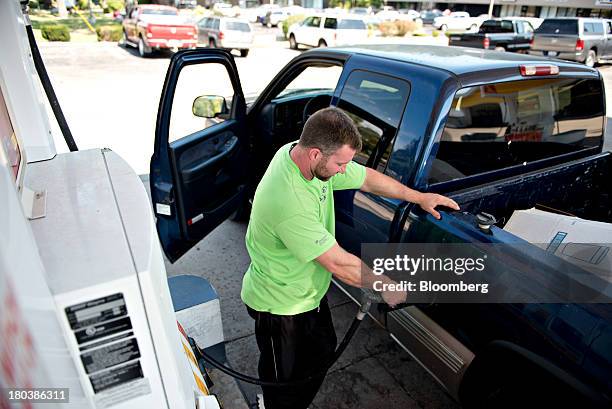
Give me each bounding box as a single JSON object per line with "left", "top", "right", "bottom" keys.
{"left": 444, "top": 152, "right": 611, "bottom": 226}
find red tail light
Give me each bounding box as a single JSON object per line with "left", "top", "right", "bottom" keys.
{"left": 483, "top": 37, "right": 490, "bottom": 49}
{"left": 218, "top": 31, "right": 224, "bottom": 40}
{"left": 575, "top": 38, "right": 584, "bottom": 51}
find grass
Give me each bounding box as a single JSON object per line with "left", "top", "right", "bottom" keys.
{"left": 30, "top": 10, "right": 120, "bottom": 42}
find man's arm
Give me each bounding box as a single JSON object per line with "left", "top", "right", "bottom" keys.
{"left": 316, "top": 243, "right": 406, "bottom": 307}
{"left": 360, "top": 167, "right": 460, "bottom": 219}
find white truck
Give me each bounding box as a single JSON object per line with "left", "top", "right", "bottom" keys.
{"left": 433, "top": 11, "right": 486, "bottom": 32}
{"left": 0, "top": 1, "right": 223, "bottom": 408}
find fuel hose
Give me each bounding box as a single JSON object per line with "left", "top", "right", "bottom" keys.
{"left": 189, "top": 297, "right": 375, "bottom": 388}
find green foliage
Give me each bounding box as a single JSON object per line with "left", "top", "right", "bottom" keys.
{"left": 77, "top": 0, "right": 88, "bottom": 9}
{"left": 41, "top": 24, "right": 70, "bottom": 41}
{"left": 96, "top": 24, "right": 122, "bottom": 41}
{"left": 432, "top": 30, "right": 440, "bottom": 37}
{"left": 29, "top": 1, "right": 40, "bottom": 9}
{"left": 104, "top": 0, "right": 125, "bottom": 13}
{"left": 282, "top": 14, "right": 305, "bottom": 38}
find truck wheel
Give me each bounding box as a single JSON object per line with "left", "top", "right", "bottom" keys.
{"left": 240, "top": 49, "right": 249, "bottom": 57}
{"left": 318, "top": 39, "right": 327, "bottom": 48}
{"left": 289, "top": 34, "right": 297, "bottom": 50}
{"left": 440, "top": 24, "right": 447, "bottom": 31}
{"left": 138, "top": 38, "right": 150, "bottom": 57}
{"left": 585, "top": 50, "right": 597, "bottom": 68}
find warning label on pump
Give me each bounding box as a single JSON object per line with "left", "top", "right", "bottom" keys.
{"left": 74, "top": 316, "right": 133, "bottom": 345}
{"left": 65, "top": 293, "right": 127, "bottom": 330}
{"left": 94, "top": 378, "right": 152, "bottom": 409}
{"left": 89, "top": 360, "right": 144, "bottom": 393}
{"left": 80, "top": 337, "right": 141, "bottom": 374}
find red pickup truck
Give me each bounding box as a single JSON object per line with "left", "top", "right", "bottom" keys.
{"left": 122, "top": 5, "right": 197, "bottom": 57}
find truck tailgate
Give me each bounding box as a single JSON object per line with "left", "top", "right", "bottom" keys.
{"left": 150, "top": 24, "right": 196, "bottom": 40}
{"left": 449, "top": 34, "right": 484, "bottom": 48}
{"left": 532, "top": 34, "right": 578, "bottom": 52}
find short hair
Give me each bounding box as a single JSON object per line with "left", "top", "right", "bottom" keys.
{"left": 299, "top": 107, "right": 362, "bottom": 156}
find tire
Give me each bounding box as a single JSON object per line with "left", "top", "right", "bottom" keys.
{"left": 289, "top": 34, "right": 297, "bottom": 50}
{"left": 209, "top": 38, "right": 216, "bottom": 48}
{"left": 318, "top": 39, "right": 327, "bottom": 48}
{"left": 440, "top": 24, "right": 447, "bottom": 31}
{"left": 585, "top": 49, "right": 597, "bottom": 68}
{"left": 138, "top": 37, "right": 149, "bottom": 57}
{"left": 240, "top": 49, "right": 249, "bottom": 57}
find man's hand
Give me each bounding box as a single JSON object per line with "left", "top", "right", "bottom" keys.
{"left": 416, "top": 193, "right": 460, "bottom": 220}
{"left": 381, "top": 286, "right": 407, "bottom": 308}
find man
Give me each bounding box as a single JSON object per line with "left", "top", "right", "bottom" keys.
{"left": 241, "top": 107, "right": 459, "bottom": 409}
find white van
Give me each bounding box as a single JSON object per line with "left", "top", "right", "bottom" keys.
{"left": 288, "top": 14, "right": 368, "bottom": 49}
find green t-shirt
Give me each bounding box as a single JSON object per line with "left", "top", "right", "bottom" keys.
{"left": 241, "top": 142, "right": 366, "bottom": 315}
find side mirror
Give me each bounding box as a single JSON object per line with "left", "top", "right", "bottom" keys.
{"left": 192, "top": 95, "right": 229, "bottom": 118}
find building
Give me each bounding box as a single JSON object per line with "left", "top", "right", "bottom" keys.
{"left": 393, "top": 0, "right": 612, "bottom": 18}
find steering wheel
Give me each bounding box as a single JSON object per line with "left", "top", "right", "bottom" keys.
{"left": 302, "top": 94, "right": 333, "bottom": 124}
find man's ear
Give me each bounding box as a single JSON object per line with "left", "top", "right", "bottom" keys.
{"left": 308, "top": 148, "right": 322, "bottom": 162}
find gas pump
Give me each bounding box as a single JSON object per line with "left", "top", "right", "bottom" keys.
{"left": 0, "top": 1, "right": 221, "bottom": 408}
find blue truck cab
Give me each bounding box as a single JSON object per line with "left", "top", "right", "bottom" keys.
{"left": 150, "top": 45, "right": 611, "bottom": 407}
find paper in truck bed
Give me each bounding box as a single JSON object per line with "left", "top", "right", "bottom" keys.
{"left": 504, "top": 208, "right": 612, "bottom": 281}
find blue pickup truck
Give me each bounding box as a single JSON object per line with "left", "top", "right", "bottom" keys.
{"left": 150, "top": 45, "right": 611, "bottom": 407}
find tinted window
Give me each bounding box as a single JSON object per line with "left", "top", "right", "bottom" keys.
{"left": 427, "top": 78, "right": 604, "bottom": 185}
{"left": 338, "top": 19, "right": 366, "bottom": 29}
{"left": 307, "top": 17, "right": 321, "bottom": 27}
{"left": 536, "top": 19, "right": 578, "bottom": 35}
{"left": 324, "top": 18, "right": 337, "bottom": 29}
{"left": 213, "top": 19, "right": 220, "bottom": 30}
{"left": 607, "top": 21, "right": 612, "bottom": 34}
{"left": 226, "top": 21, "right": 251, "bottom": 31}
{"left": 479, "top": 20, "right": 514, "bottom": 33}
{"left": 339, "top": 71, "right": 410, "bottom": 170}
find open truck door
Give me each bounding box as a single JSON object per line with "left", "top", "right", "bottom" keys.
{"left": 151, "top": 49, "right": 250, "bottom": 262}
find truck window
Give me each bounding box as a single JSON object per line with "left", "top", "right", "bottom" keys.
{"left": 0, "top": 89, "right": 21, "bottom": 184}
{"left": 324, "top": 17, "right": 337, "bottom": 29}
{"left": 338, "top": 70, "right": 409, "bottom": 172}
{"left": 536, "top": 19, "right": 578, "bottom": 35}
{"left": 275, "top": 65, "right": 342, "bottom": 99}
{"left": 479, "top": 20, "right": 514, "bottom": 33}
{"left": 427, "top": 78, "right": 604, "bottom": 185}
{"left": 168, "top": 64, "right": 233, "bottom": 143}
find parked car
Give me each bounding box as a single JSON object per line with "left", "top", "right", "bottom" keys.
{"left": 288, "top": 14, "right": 368, "bottom": 49}
{"left": 197, "top": 16, "right": 253, "bottom": 57}
{"left": 449, "top": 18, "right": 534, "bottom": 52}
{"left": 212, "top": 2, "right": 237, "bottom": 17}
{"left": 263, "top": 6, "right": 304, "bottom": 28}
{"left": 420, "top": 9, "right": 443, "bottom": 25}
{"left": 433, "top": 11, "right": 485, "bottom": 32}
{"left": 122, "top": 4, "right": 197, "bottom": 57}
{"left": 529, "top": 17, "right": 612, "bottom": 67}
{"left": 151, "top": 45, "right": 611, "bottom": 408}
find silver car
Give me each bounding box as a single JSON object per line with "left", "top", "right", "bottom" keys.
{"left": 529, "top": 17, "right": 612, "bottom": 67}
{"left": 197, "top": 17, "right": 254, "bottom": 57}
